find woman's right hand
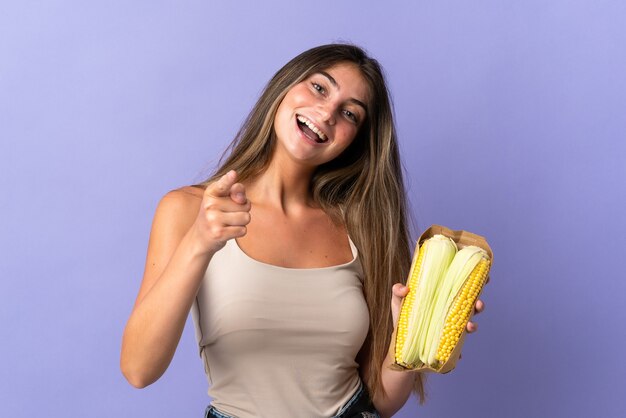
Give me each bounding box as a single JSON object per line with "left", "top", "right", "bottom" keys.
{"left": 190, "top": 170, "right": 251, "bottom": 255}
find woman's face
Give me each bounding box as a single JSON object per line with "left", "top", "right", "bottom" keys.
{"left": 273, "top": 62, "right": 370, "bottom": 168}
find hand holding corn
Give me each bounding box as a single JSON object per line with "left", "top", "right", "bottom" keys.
{"left": 392, "top": 285, "right": 485, "bottom": 333}
{"left": 390, "top": 229, "right": 492, "bottom": 373}
{"left": 390, "top": 284, "right": 485, "bottom": 350}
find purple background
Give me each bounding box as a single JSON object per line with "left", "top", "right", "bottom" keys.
{"left": 1, "top": 1, "right": 625, "bottom": 417}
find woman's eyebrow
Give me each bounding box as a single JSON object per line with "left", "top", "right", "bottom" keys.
{"left": 318, "top": 70, "right": 368, "bottom": 114}
{"left": 319, "top": 70, "right": 338, "bottom": 88}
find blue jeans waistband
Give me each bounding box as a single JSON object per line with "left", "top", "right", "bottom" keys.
{"left": 204, "top": 380, "right": 380, "bottom": 418}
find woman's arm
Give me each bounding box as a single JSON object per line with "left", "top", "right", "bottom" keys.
{"left": 120, "top": 171, "right": 250, "bottom": 388}
{"left": 361, "top": 284, "right": 485, "bottom": 417}
{"left": 357, "top": 283, "right": 416, "bottom": 418}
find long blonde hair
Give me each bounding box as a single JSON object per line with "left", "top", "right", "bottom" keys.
{"left": 198, "top": 43, "right": 426, "bottom": 404}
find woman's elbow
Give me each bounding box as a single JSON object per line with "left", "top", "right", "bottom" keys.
{"left": 120, "top": 355, "right": 158, "bottom": 389}
{"left": 121, "top": 365, "right": 154, "bottom": 389}
{"left": 125, "top": 375, "right": 150, "bottom": 389}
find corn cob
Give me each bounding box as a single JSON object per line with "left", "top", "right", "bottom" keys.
{"left": 394, "top": 236, "right": 491, "bottom": 370}
{"left": 395, "top": 235, "right": 457, "bottom": 367}
{"left": 435, "top": 249, "right": 490, "bottom": 365}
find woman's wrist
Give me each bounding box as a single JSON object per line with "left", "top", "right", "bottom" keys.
{"left": 185, "top": 223, "right": 218, "bottom": 260}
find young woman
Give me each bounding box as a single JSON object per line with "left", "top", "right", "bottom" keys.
{"left": 121, "top": 44, "right": 485, "bottom": 418}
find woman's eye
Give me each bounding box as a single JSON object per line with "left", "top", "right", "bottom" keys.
{"left": 312, "top": 82, "right": 325, "bottom": 94}
{"left": 344, "top": 110, "right": 358, "bottom": 123}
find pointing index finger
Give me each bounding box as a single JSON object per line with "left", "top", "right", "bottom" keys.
{"left": 207, "top": 170, "right": 237, "bottom": 198}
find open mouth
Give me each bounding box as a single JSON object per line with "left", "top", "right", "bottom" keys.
{"left": 296, "top": 115, "right": 328, "bottom": 144}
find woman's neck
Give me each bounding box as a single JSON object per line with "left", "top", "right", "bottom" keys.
{"left": 245, "top": 154, "right": 318, "bottom": 215}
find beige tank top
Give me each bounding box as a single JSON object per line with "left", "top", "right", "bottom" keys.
{"left": 190, "top": 236, "right": 370, "bottom": 417}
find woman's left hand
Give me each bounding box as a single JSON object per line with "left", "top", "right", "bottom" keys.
{"left": 390, "top": 283, "right": 486, "bottom": 333}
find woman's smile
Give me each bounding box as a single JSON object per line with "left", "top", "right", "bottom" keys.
{"left": 296, "top": 115, "right": 328, "bottom": 144}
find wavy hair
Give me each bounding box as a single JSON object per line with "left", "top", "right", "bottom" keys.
{"left": 197, "top": 43, "right": 426, "bottom": 404}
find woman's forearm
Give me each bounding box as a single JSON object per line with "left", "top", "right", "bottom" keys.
{"left": 120, "top": 228, "right": 212, "bottom": 388}
{"left": 371, "top": 350, "right": 418, "bottom": 418}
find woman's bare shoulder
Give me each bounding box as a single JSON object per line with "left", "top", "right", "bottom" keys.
{"left": 161, "top": 185, "right": 204, "bottom": 204}
{"left": 170, "top": 184, "right": 206, "bottom": 200}
{"left": 154, "top": 185, "right": 206, "bottom": 227}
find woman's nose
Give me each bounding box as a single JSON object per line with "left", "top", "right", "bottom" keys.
{"left": 317, "top": 102, "right": 336, "bottom": 126}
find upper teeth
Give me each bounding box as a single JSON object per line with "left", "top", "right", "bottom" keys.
{"left": 297, "top": 115, "right": 327, "bottom": 141}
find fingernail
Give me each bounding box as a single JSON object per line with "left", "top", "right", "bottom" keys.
{"left": 227, "top": 170, "right": 236, "bottom": 180}
{"left": 236, "top": 192, "right": 245, "bottom": 201}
